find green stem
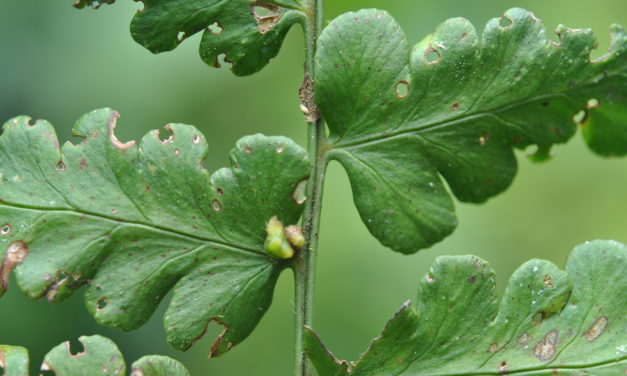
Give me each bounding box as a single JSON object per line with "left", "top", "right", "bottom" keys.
{"left": 293, "top": 1, "right": 325, "bottom": 375}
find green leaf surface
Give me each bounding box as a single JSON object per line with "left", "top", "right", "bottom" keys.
{"left": 305, "top": 240, "right": 627, "bottom": 376}
{"left": 316, "top": 8, "right": 627, "bottom": 253}
{"left": 1, "top": 335, "right": 189, "bottom": 375}
{"left": 0, "top": 109, "right": 310, "bottom": 355}
{"left": 0, "top": 345, "right": 29, "bottom": 376}
{"left": 72, "top": 0, "right": 306, "bottom": 76}
{"left": 131, "top": 355, "right": 191, "bottom": 376}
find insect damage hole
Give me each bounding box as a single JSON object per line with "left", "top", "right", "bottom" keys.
{"left": 211, "top": 199, "right": 223, "bottom": 212}
{"left": 424, "top": 48, "right": 441, "bottom": 65}
{"left": 212, "top": 54, "right": 233, "bottom": 69}
{"left": 499, "top": 16, "right": 513, "bottom": 28}
{"left": 586, "top": 98, "right": 600, "bottom": 109}
{"left": 67, "top": 338, "right": 86, "bottom": 357}
{"left": 573, "top": 109, "right": 588, "bottom": 124}
{"left": 96, "top": 296, "right": 108, "bottom": 310}
{"left": 154, "top": 125, "right": 174, "bottom": 144}
{"left": 39, "top": 369, "right": 56, "bottom": 376}
{"left": 499, "top": 361, "right": 508, "bottom": 373}
{"left": 252, "top": 1, "right": 280, "bottom": 34}
{"left": 56, "top": 161, "right": 66, "bottom": 172}
{"left": 207, "top": 22, "right": 223, "bottom": 34}
{"left": 395, "top": 81, "right": 410, "bottom": 99}
{"left": 0, "top": 224, "right": 11, "bottom": 235}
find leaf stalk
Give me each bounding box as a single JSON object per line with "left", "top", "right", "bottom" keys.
{"left": 293, "top": 0, "right": 326, "bottom": 375}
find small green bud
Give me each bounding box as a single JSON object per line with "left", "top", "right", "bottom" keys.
{"left": 285, "top": 225, "right": 305, "bottom": 248}
{"left": 264, "top": 216, "right": 295, "bottom": 260}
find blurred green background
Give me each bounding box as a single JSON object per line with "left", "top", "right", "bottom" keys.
{"left": 1, "top": 0, "right": 626, "bottom": 375}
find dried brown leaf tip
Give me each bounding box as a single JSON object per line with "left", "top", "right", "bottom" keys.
{"left": 0, "top": 241, "right": 29, "bottom": 294}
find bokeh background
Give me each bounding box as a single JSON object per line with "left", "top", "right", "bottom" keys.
{"left": 1, "top": 0, "right": 626, "bottom": 375}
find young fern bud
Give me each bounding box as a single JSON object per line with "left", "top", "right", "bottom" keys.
{"left": 264, "top": 216, "right": 295, "bottom": 260}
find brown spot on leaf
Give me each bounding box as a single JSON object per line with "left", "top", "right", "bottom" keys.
{"left": 79, "top": 159, "right": 88, "bottom": 170}
{"left": 583, "top": 316, "right": 608, "bottom": 342}
{"left": 534, "top": 330, "right": 559, "bottom": 361}
{"left": 543, "top": 275, "right": 553, "bottom": 288}
{"left": 532, "top": 312, "right": 546, "bottom": 327}
{"left": 489, "top": 343, "right": 498, "bottom": 353}
{"left": 517, "top": 333, "right": 529, "bottom": 344}
{"left": 499, "top": 361, "right": 508, "bottom": 374}
{"left": 1, "top": 241, "right": 29, "bottom": 293}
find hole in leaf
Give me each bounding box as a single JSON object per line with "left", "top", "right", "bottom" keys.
{"left": 97, "top": 296, "right": 108, "bottom": 310}
{"left": 216, "top": 188, "right": 224, "bottom": 196}
{"left": 56, "top": 161, "right": 66, "bottom": 171}
{"left": 424, "top": 48, "right": 441, "bottom": 64}
{"left": 460, "top": 32, "right": 468, "bottom": 41}
{"left": 573, "top": 109, "right": 588, "bottom": 124}
{"left": 177, "top": 31, "right": 186, "bottom": 43}
{"left": 155, "top": 125, "right": 174, "bottom": 144}
{"left": 253, "top": 5, "right": 273, "bottom": 17}
{"left": 586, "top": 98, "right": 599, "bottom": 109}
{"left": 547, "top": 30, "right": 561, "bottom": 46}
{"left": 252, "top": 1, "right": 280, "bottom": 34}
{"left": 174, "top": 148, "right": 181, "bottom": 156}
{"left": 68, "top": 338, "right": 85, "bottom": 356}
{"left": 1, "top": 224, "right": 11, "bottom": 235}
{"left": 478, "top": 132, "right": 489, "bottom": 146}
{"left": 212, "top": 200, "right": 223, "bottom": 212}
{"left": 192, "top": 134, "right": 201, "bottom": 144}
{"left": 589, "top": 33, "right": 611, "bottom": 61}
{"left": 207, "top": 22, "right": 223, "bottom": 34}
{"left": 394, "top": 81, "right": 410, "bottom": 99}
{"left": 276, "top": 143, "right": 284, "bottom": 154}
{"left": 212, "top": 54, "right": 233, "bottom": 69}
{"left": 499, "top": 361, "right": 508, "bottom": 373}
{"left": 499, "top": 16, "right": 512, "bottom": 28}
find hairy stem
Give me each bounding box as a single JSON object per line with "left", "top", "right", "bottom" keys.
{"left": 293, "top": 0, "right": 325, "bottom": 375}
